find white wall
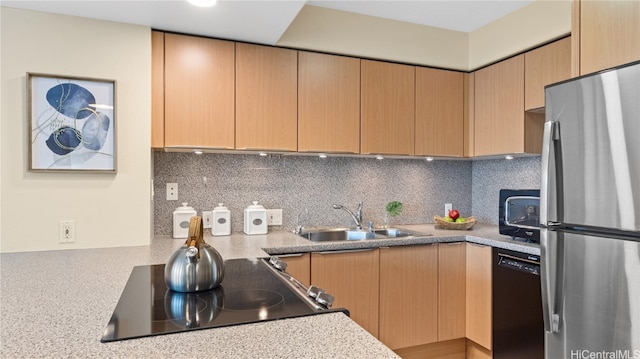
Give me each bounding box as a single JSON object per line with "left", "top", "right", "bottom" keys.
{"left": 0, "top": 7, "right": 152, "bottom": 252}
{"left": 278, "top": 0, "right": 571, "bottom": 71}
{"left": 278, "top": 5, "right": 469, "bottom": 70}
{"left": 469, "top": 0, "right": 571, "bottom": 69}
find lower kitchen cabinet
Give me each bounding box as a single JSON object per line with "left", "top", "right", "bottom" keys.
{"left": 465, "top": 243, "right": 492, "bottom": 351}
{"left": 310, "top": 249, "right": 380, "bottom": 337}
{"left": 438, "top": 242, "right": 466, "bottom": 341}
{"left": 379, "top": 244, "right": 439, "bottom": 349}
{"left": 278, "top": 253, "right": 310, "bottom": 288}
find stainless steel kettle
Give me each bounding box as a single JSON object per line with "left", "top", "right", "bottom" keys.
{"left": 164, "top": 216, "right": 225, "bottom": 292}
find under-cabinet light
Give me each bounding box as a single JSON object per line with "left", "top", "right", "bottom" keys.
{"left": 376, "top": 155, "right": 384, "bottom": 160}
{"left": 259, "top": 152, "right": 268, "bottom": 157}
{"left": 193, "top": 149, "right": 203, "bottom": 155}
{"left": 319, "top": 153, "right": 328, "bottom": 159}
{"left": 425, "top": 157, "right": 434, "bottom": 162}
{"left": 505, "top": 155, "right": 514, "bottom": 160}
{"left": 187, "top": 0, "right": 217, "bottom": 7}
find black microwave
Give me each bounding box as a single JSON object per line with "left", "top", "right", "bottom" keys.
{"left": 499, "top": 189, "right": 540, "bottom": 242}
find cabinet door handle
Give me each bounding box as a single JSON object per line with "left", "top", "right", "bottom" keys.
{"left": 467, "top": 242, "right": 487, "bottom": 248}
{"left": 273, "top": 253, "right": 305, "bottom": 258}
{"left": 297, "top": 149, "right": 359, "bottom": 155}
{"left": 315, "top": 248, "right": 376, "bottom": 255}
{"left": 165, "top": 145, "right": 234, "bottom": 150}
{"left": 235, "top": 147, "right": 294, "bottom": 152}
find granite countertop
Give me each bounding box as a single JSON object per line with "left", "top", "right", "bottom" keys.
{"left": 257, "top": 223, "right": 540, "bottom": 256}
{"left": 0, "top": 223, "right": 537, "bottom": 358}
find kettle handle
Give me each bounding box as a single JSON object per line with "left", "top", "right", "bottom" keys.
{"left": 185, "top": 216, "right": 205, "bottom": 259}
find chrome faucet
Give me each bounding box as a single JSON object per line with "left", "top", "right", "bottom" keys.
{"left": 332, "top": 202, "right": 363, "bottom": 230}
{"left": 294, "top": 208, "right": 309, "bottom": 235}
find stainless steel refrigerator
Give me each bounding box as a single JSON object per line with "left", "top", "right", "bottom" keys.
{"left": 541, "top": 60, "right": 640, "bottom": 359}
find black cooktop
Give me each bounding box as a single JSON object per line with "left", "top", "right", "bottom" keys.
{"left": 101, "top": 258, "right": 329, "bottom": 342}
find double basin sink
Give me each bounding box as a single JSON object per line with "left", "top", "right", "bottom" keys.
{"left": 298, "top": 228, "right": 430, "bottom": 242}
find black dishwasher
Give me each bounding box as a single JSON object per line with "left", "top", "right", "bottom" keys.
{"left": 492, "top": 247, "right": 544, "bottom": 359}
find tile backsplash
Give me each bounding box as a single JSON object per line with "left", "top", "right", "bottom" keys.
{"left": 471, "top": 156, "right": 541, "bottom": 223}
{"left": 153, "top": 152, "right": 541, "bottom": 235}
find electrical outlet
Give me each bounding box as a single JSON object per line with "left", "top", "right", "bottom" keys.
{"left": 202, "top": 211, "right": 213, "bottom": 229}
{"left": 166, "top": 183, "right": 178, "bottom": 201}
{"left": 59, "top": 220, "right": 75, "bottom": 243}
{"left": 266, "top": 209, "right": 283, "bottom": 226}
{"left": 445, "top": 203, "right": 453, "bottom": 217}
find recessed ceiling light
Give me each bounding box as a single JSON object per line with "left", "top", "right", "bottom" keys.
{"left": 187, "top": 0, "right": 217, "bottom": 7}
{"left": 505, "top": 155, "right": 514, "bottom": 160}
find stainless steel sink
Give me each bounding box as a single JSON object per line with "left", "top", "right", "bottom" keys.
{"left": 298, "top": 228, "right": 429, "bottom": 242}
{"left": 300, "top": 228, "right": 381, "bottom": 242}
{"left": 373, "top": 228, "right": 420, "bottom": 238}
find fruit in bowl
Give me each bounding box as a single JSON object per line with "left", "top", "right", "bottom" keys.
{"left": 442, "top": 209, "right": 467, "bottom": 223}
{"left": 434, "top": 210, "right": 477, "bottom": 230}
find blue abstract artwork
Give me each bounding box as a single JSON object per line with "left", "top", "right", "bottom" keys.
{"left": 29, "top": 74, "right": 115, "bottom": 172}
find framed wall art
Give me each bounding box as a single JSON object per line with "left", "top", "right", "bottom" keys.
{"left": 28, "top": 73, "right": 116, "bottom": 172}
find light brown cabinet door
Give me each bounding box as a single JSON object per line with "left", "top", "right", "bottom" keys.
{"left": 379, "top": 244, "right": 438, "bottom": 349}
{"left": 151, "top": 31, "right": 164, "bottom": 149}
{"left": 525, "top": 37, "right": 572, "bottom": 110}
{"left": 164, "top": 33, "right": 235, "bottom": 149}
{"left": 578, "top": 0, "right": 640, "bottom": 75}
{"left": 438, "top": 242, "right": 466, "bottom": 341}
{"left": 474, "top": 54, "right": 525, "bottom": 156}
{"left": 415, "top": 68, "right": 464, "bottom": 157}
{"left": 279, "top": 253, "right": 310, "bottom": 288}
{"left": 311, "top": 249, "right": 379, "bottom": 337}
{"left": 361, "top": 60, "right": 415, "bottom": 155}
{"left": 298, "top": 52, "right": 360, "bottom": 154}
{"left": 465, "top": 243, "right": 492, "bottom": 351}
{"left": 236, "top": 43, "right": 297, "bottom": 151}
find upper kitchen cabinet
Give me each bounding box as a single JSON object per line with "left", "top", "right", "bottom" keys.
{"left": 474, "top": 54, "right": 542, "bottom": 156}
{"left": 163, "top": 33, "right": 235, "bottom": 149}
{"left": 151, "top": 31, "right": 165, "bottom": 149}
{"left": 361, "top": 60, "right": 415, "bottom": 156}
{"left": 574, "top": 0, "right": 640, "bottom": 76}
{"left": 298, "top": 52, "right": 360, "bottom": 154}
{"left": 236, "top": 43, "right": 297, "bottom": 151}
{"left": 524, "top": 37, "right": 572, "bottom": 111}
{"left": 415, "top": 67, "right": 464, "bottom": 157}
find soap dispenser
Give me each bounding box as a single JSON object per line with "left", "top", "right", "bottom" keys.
{"left": 244, "top": 201, "right": 268, "bottom": 235}
{"left": 212, "top": 203, "right": 231, "bottom": 236}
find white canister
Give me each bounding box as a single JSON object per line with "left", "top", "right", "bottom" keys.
{"left": 173, "top": 203, "right": 197, "bottom": 239}
{"left": 212, "top": 203, "right": 231, "bottom": 236}
{"left": 244, "top": 201, "right": 267, "bottom": 235}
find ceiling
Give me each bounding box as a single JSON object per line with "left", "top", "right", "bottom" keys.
{"left": 1, "top": 0, "right": 533, "bottom": 46}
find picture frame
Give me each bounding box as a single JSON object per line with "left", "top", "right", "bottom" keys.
{"left": 28, "top": 73, "right": 117, "bottom": 173}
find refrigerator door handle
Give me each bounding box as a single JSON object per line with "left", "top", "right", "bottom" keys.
{"left": 540, "top": 120, "right": 558, "bottom": 225}
{"left": 540, "top": 228, "right": 563, "bottom": 333}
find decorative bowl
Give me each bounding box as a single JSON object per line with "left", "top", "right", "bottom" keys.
{"left": 434, "top": 216, "right": 477, "bottom": 230}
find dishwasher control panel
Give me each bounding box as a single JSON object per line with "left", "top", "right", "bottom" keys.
{"left": 498, "top": 255, "right": 540, "bottom": 275}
